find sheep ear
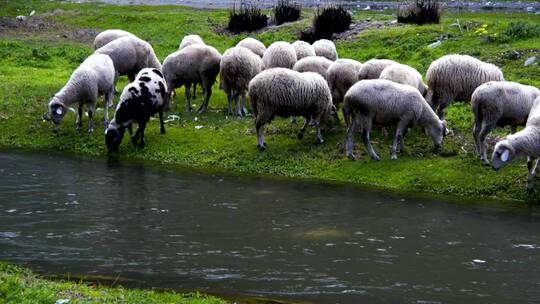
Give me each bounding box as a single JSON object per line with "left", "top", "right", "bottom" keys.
{"left": 55, "top": 107, "right": 63, "bottom": 115}
{"left": 501, "top": 149, "right": 510, "bottom": 162}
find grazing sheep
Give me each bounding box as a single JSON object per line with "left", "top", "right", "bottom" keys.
{"left": 262, "top": 41, "right": 297, "bottom": 69}
{"left": 179, "top": 34, "right": 206, "bottom": 99}
{"left": 472, "top": 81, "right": 540, "bottom": 165}
{"left": 426, "top": 54, "right": 504, "bottom": 120}
{"left": 162, "top": 44, "right": 221, "bottom": 113}
{"left": 492, "top": 97, "right": 540, "bottom": 191}
{"left": 237, "top": 37, "right": 266, "bottom": 58}
{"left": 179, "top": 34, "right": 205, "bottom": 49}
{"left": 105, "top": 68, "right": 168, "bottom": 152}
{"left": 93, "top": 29, "right": 136, "bottom": 50}
{"left": 46, "top": 53, "right": 115, "bottom": 133}
{"left": 95, "top": 35, "right": 162, "bottom": 83}
{"left": 344, "top": 79, "right": 446, "bottom": 161}
{"left": 312, "top": 39, "right": 338, "bottom": 61}
{"left": 293, "top": 56, "right": 333, "bottom": 79}
{"left": 327, "top": 58, "right": 362, "bottom": 108}
{"left": 248, "top": 68, "right": 334, "bottom": 150}
{"left": 358, "top": 59, "right": 398, "bottom": 80}
{"left": 220, "top": 46, "right": 264, "bottom": 116}
{"left": 292, "top": 40, "right": 316, "bottom": 60}
{"left": 379, "top": 63, "right": 428, "bottom": 96}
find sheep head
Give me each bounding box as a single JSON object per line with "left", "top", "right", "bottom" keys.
{"left": 492, "top": 140, "right": 515, "bottom": 170}
{"left": 47, "top": 97, "right": 67, "bottom": 125}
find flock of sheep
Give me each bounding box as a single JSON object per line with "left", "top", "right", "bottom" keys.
{"left": 43, "top": 29, "right": 540, "bottom": 191}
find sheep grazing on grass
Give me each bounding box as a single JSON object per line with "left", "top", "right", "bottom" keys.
{"left": 105, "top": 68, "right": 168, "bottom": 152}
{"left": 220, "top": 46, "right": 264, "bottom": 116}
{"left": 262, "top": 41, "right": 297, "bottom": 69}
{"left": 473, "top": 81, "right": 540, "bottom": 165}
{"left": 379, "top": 63, "right": 427, "bottom": 96}
{"left": 327, "top": 59, "right": 362, "bottom": 118}
{"left": 426, "top": 54, "right": 504, "bottom": 120}
{"left": 344, "top": 79, "right": 446, "bottom": 161}
{"left": 293, "top": 56, "right": 333, "bottom": 79}
{"left": 237, "top": 37, "right": 266, "bottom": 58}
{"left": 492, "top": 97, "right": 540, "bottom": 191}
{"left": 312, "top": 39, "right": 338, "bottom": 61}
{"left": 292, "top": 40, "right": 316, "bottom": 60}
{"left": 179, "top": 34, "right": 206, "bottom": 99}
{"left": 358, "top": 59, "right": 398, "bottom": 80}
{"left": 179, "top": 34, "right": 205, "bottom": 49}
{"left": 248, "top": 68, "right": 334, "bottom": 150}
{"left": 95, "top": 36, "right": 162, "bottom": 83}
{"left": 93, "top": 29, "right": 136, "bottom": 50}
{"left": 45, "top": 54, "right": 116, "bottom": 133}
{"left": 162, "top": 44, "right": 221, "bottom": 113}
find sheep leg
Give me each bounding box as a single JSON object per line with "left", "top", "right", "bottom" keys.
{"left": 241, "top": 92, "right": 248, "bottom": 116}
{"left": 313, "top": 118, "right": 324, "bottom": 144}
{"left": 185, "top": 83, "right": 193, "bottom": 113}
{"left": 255, "top": 116, "right": 267, "bottom": 151}
{"left": 527, "top": 158, "right": 540, "bottom": 192}
{"left": 297, "top": 116, "right": 309, "bottom": 140}
{"left": 346, "top": 118, "right": 357, "bottom": 160}
{"left": 103, "top": 88, "right": 114, "bottom": 127}
{"left": 361, "top": 118, "right": 380, "bottom": 161}
{"left": 127, "top": 124, "right": 133, "bottom": 136}
{"left": 87, "top": 105, "right": 95, "bottom": 134}
{"left": 234, "top": 93, "right": 242, "bottom": 117}
{"left": 436, "top": 95, "right": 452, "bottom": 121}
{"left": 193, "top": 83, "right": 197, "bottom": 99}
{"left": 138, "top": 120, "right": 147, "bottom": 149}
{"left": 227, "top": 93, "right": 233, "bottom": 115}
{"left": 131, "top": 128, "right": 140, "bottom": 146}
{"left": 159, "top": 107, "right": 166, "bottom": 134}
{"left": 76, "top": 104, "right": 83, "bottom": 130}
{"left": 197, "top": 86, "right": 211, "bottom": 114}
{"left": 478, "top": 122, "right": 494, "bottom": 165}
{"left": 472, "top": 116, "right": 482, "bottom": 157}
{"left": 391, "top": 120, "right": 408, "bottom": 160}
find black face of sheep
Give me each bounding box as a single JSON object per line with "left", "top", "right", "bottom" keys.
{"left": 47, "top": 103, "right": 67, "bottom": 125}
{"left": 492, "top": 142, "right": 515, "bottom": 170}
{"left": 105, "top": 127, "right": 125, "bottom": 153}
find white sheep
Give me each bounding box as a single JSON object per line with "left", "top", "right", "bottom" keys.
{"left": 344, "top": 79, "right": 446, "bottom": 161}
{"left": 358, "top": 59, "right": 398, "bottom": 80}
{"left": 262, "top": 41, "right": 297, "bottom": 69}
{"left": 95, "top": 35, "right": 162, "bottom": 83}
{"left": 492, "top": 97, "right": 540, "bottom": 191}
{"left": 105, "top": 68, "right": 168, "bottom": 152}
{"left": 379, "top": 63, "right": 428, "bottom": 96}
{"left": 93, "top": 29, "right": 136, "bottom": 50}
{"left": 46, "top": 53, "right": 116, "bottom": 133}
{"left": 179, "top": 34, "right": 205, "bottom": 49}
{"left": 178, "top": 34, "right": 206, "bottom": 99}
{"left": 248, "top": 68, "right": 334, "bottom": 150}
{"left": 326, "top": 58, "right": 362, "bottom": 122}
{"left": 220, "top": 46, "right": 264, "bottom": 116}
{"left": 236, "top": 37, "right": 266, "bottom": 58}
{"left": 293, "top": 56, "right": 333, "bottom": 79}
{"left": 292, "top": 40, "right": 316, "bottom": 60}
{"left": 312, "top": 39, "right": 338, "bottom": 61}
{"left": 426, "top": 54, "right": 504, "bottom": 120}
{"left": 472, "top": 81, "right": 540, "bottom": 164}
{"left": 162, "top": 44, "right": 221, "bottom": 113}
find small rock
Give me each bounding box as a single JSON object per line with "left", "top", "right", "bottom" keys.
{"left": 390, "top": 19, "right": 397, "bottom": 24}
{"left": 363, "top": 5, "right": 371, "bottom": 10}
{"left": 55, "top": 300, "right": 69, "bottom": 304}
{"left": 526, "top": 6, "right": 534, "bottom": 12}
{"left": 428, "top": 40, "right": 441, "bottom": 48}
{"left": 29, "top": 10, "right": 35, "bottom": 16}
{"left": 524, "top": 56, "right": 537, "bottom": 66}
{"left": 195, "top": 125, "right": 204, "bottom": 130}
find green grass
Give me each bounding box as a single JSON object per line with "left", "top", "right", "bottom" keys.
{"left": 0, "top": 0, "right": 540, "bottom": 202}
{"left": 0, "top": 262, "right": 227, "bottom": 304}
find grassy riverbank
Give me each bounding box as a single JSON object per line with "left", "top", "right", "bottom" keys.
{"left": 0, "top": 0, "right": 539, "bottom": 202}
{"left": 0, "top": 262, "right": 227, "bottom": 303}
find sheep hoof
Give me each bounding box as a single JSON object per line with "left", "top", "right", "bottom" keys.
{"left": 87, "top": 128, "right": 94, "bottom": 134}
{"left": 391, "top": 155, "right": 398, "bottom": 160}
{"left": 347, "top": 153, "right": 356, "bottom": 161}
{"left": 482, "top": 158, "right": 490, "bottom": 166}
{"left": 372, "top": 155, "right": 381, "bottom": 161}
{"left": 297, "top": 132, "right": 304, "bottom": 140}
{"left": 257, "top": 143, "right": 266, "bottom": 151}
{"left": 316, "top": 138, "right": 324, "bottom": 144}
{"left": 160, "top": 128, "right": 166, "bottom": 134}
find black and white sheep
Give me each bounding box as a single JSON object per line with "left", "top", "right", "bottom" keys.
{"left": 162, "top": 44, "right": 221, "bottom": 113}
{"left": 292, "top": 56, "right": 333, "bottom": 80}
{"left": 357, "top": 59, "right": 398, "bottom": 80}
{"left": 426, "top": 54, "right": 504, "bottom": 120}
{"left": 95, "top": 35, "right": 162, "bottom": 83}
{"left": 46, "top": 53, "right": 116, "bottom": 133}
{"left": 236, "top": 37, "right": 266, "bottom": 58}
{"left": 93, "top": 29, "right": 136, "bottom": 50}
{"left": 248, "top": 68, "right": 334, "bottom": 150}
{"left": 379, "top": 63, "right": 427, "bottom": 96}
{"left": 312, "top": 39, "right": 338, "bottom": 61}
{"left": 220, "top": 46, "right": 264, "bottom": 116}
{"left": 292, "top": 40, "right": 316, "bottom": 60}
{"left": 262, "top": 41, "right": 297, "bottom": 69}
{"left": 473, "top": 81, "right": 540, "bottom": 164}
{"left": 344, "top": 79, "right": 446, "bottom": 161}
{"left": 492, "top": 97, "right": 540, "bottom": 191}
{"left": 105, "top": 68, "right": 168, "bottom": 152}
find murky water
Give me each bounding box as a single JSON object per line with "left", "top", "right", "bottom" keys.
{"left": 1, "top": 151, "right": 540, "bottom": 303}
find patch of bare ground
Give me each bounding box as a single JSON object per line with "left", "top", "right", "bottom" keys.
{"left": 0, "top": 12, "right": 97, "bottom": 44}
{"left": 333, "top": 19, "right": 401, "bottom": 41}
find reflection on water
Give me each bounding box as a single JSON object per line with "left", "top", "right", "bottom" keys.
{"left": 1, "top": 151, "right": 540, "bottom": 304}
